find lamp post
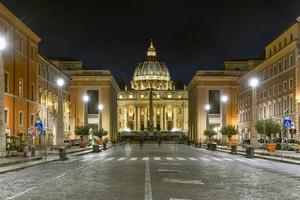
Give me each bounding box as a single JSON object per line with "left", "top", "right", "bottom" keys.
{"left": 83, "top": 95, "right": 89, "bottom": 126}
{"left": 56, "top": 78, "right": 64, "bottom": 146}
{"left": 98, "top": 104, "right": 103, "bottom": 130}
{"left": 204, "top": 104, "right": 211, "bottom": 130}
{"left": 249, "top": 77, "right": 259, "bottom": 147}
{"left": 221, "top": 95, "right": 228, "bottom": 143}
{"left": 0, "top": 36, "right": 7, "bottom": 157}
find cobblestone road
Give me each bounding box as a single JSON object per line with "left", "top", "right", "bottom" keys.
{"left": 0, "top": 144, "right": 300, "bottom": 200}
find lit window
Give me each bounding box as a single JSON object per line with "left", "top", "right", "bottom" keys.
{"left": 129, "top": 94, "right": 133, "bottom": 99}
{"left": 119, "top": 95, "right": 123, "bottom": 99}
{"left": 156, "top": 94, "right": 160, "bottom": 98}
{"left": 18, "top": 79, "right": 23, "bottom": 97}
{"left": 167, "top": 94, "right": 172, "bottom": 98}
{"left": 283, "top": 81, "right": 287, "bottom": 91}
{"left": 140, "top": 94, "right": 144, "bottom": 98}
{"left": 19, "top": 111, "right": 23, "bottom": 126}
{"left": 178, "top": 95, "right": 182, "bottom": 99}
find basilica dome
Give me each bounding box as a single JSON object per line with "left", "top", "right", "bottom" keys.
{"left": 131, "top": 41, "right": 173, "bottom": 90}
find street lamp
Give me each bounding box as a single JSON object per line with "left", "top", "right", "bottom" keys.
{"left": 249, "top": 77, "right": 259, "bottom": 147}
{"left": 98, "top": 104, "right": 104, "bottom": 130}
{"left": 0, "top": 36, "right": 7, "bottom": 157}
{"left": 221, "top": 95, "right": 228, "bottom": 143}
{"left": 221, "top": 95, "right": 228, "bottom": 103}
{"left": 56, "top": 78, "right": 64, "bottom": 87}
{"left": 204, "top": 104, "right": 210, "bottom": 130}
{"left": 83, "top": 95, "right": 89, "bottom": 126}
{"left": 55, "top": 78, "right": 65, "bottom": 146}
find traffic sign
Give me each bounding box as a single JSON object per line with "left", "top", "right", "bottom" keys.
{"left": 283, "top": 118, "right": 292, "bottom": 128}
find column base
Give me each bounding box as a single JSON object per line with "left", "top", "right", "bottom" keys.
{"left": 0, "top": 149, "right": 7, "bottom": 157}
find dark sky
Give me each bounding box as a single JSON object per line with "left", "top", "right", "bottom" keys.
{"left": 2, "top": 0, "right": 300, "bottom": 84}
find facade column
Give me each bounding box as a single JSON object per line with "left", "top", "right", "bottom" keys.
{"left": 153, "top": 106, "right": 157, "bottom": 129}
{"left": 134, "top": 106, "right": 137, "bottom": 131}
{"left": 0, "top": 55, "right": 6, "bottom": 157}
{"left": 160, "top": 106, "right": 163, "bottom": 130}
{"left": 144, "top": 107, "right": 147, "bottom": 129}
{"left": 173, "top": 106, "right": 177, "bottom": 128}
{"left": 124, "top": 107, "right": 128, "bottom": 128}
{"left": 56, "top": 87, "right": 64, "bottom": 146}
{"left": 137, "top": 106, "right": 140, "bottom": 131}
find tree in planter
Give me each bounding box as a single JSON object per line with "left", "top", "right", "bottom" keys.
{"left": 255, "top": 119, "right": 281, "bottom": 141}
{"left": 220, "top": 124, "right": 238, "bottom": 143}
{"left": 203, "top": 126, "right": 217, "bottom": 141}
{"left": 93, "top": 128, "right": 108, "bottom": 144}
{"left": 74, "top": 125, "right": 90, "bottom": 147}
{"left": 103, "top": 137, "right": 109, "bottom": 150}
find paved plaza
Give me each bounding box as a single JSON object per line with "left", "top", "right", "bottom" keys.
{"left": 0, "top": 144, "right": 300, "bottom": 200}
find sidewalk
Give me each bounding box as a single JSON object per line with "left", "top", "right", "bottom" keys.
{"left": 199, "top": 144, "right": 300, "bottom": 165}
{"left": 0, "top": 146, "right": 93, "bottom": 174}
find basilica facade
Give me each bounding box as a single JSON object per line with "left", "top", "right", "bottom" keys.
{"left": 117, "top": 42, "right": 188, "bottom": 133}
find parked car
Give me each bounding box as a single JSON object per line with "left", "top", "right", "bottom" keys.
{"left": 64, "top": 140, "right": 72, "bottom": 148}
{"left": 275, "top": 138, "right": 294, "bottom": 151}
{"left": 257, "top": 139, "right": 268, "bottom": 149}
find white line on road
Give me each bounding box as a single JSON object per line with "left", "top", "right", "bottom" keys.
{"left": 176, "top": 157, "right": 185, "bottom": 160}
{"left": 170, "top": 198, "right": 193, "bottom": 200}
{"left": 117, "top": 157, "right": 126, "bottom": 161}
{"left": 236, "top": 158, "right": 248, "bottom": 162}
{"left": 145, "top": 160, "right": 153, "bottom": 200}
{"left": 158, "top": 169, "right": 181, "bottom": 172}
{"left": 212, "top": 158, "right": 222, "bottom": 161}
{"left": 166, "top": 157, "right": 174, "bottom": 160}
{"left": 143, "top": 157, "right": 149, "bottom": 161}
{"left": 199, "top": 157, "right": 210, "bottom": 161}
{"left": 7, "top": 187, "right": 37, "bottom": 200}
{"left": 223, "top": 158, "right": 233, "bottom": 161}
{"left": 52, "top": 173, "right": 66, "bottom": 180}
{"left": 188, "top": 157, "right": 197, "bottom": 161}
{"left": 163, "top": 178, "right": 204, "bottom": 185}
{"left": 154, "top": 157, "right": 161, "bottom": 160}
{"left": 105, "top": 157, "right": 115, "bottom": 161}
{"left": 130, "top": 157, "right": 138, "bottom": 161}
{"left": 158, "top": 162, "right": 180, "bottom": 165}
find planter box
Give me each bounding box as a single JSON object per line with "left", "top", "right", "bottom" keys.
{"left": 266, "top": 143, "right": 277, "bottom": 152}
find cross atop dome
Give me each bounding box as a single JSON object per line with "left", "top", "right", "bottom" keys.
{"left": 147, "top": 39, "right": 157, "bottom": 57}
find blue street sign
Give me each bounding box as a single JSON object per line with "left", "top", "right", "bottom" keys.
{"left": 283, "top": 118, "right": 292, "bottom": 128}
{"left": 34, "top": 121, "right": 45, "bottom": 135}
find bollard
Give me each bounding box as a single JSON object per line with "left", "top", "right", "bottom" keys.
{"left": 58, "top": 147, "right": 68, "bottom": 161}
{"left": 211, "top": 143, "right": 217, "bottom": 151}
{"left": 30, "top": 146, "right": 35, "bottom": 157}
{"left": 245, "top": 146, "right": 254, "bottom": 158}
{"left": 207, "top": 143, "right": 211, "bottom": 150}
{"left": 231, "top": 144, "right": 237, "bottom": 154}
{"left": 23, "top": 145, "right": 29, "bottom": 157}
{"left": 198, "top": 142, "right": 202, "bottom": 148}
{"left": 93, "top": 144, "right": 100, "bottom": 153}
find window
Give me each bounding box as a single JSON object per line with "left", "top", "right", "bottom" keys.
{"left": 18, "top": 79, "right": 23, "bottom": 97}
{"left": 268, "top": 104, "right": 272, "bottom": 117}
{"left": 38, "top": 65, "right": 41, "bottom": 75}
{"left": 278, "top": 83, "right": 282, "bottom": 93}
{"left": 290, "top": 54, "right": 294, "bottom": 67}
{"left": 208, "top": 90, "right": 220, "bottom": 114}
{"left": 4, "top": 72, "right": 8, "bottom": 93}
{"left": 278, "top": 61, "right": 282, "bottom": 73}
{"left": 269, "top": 67, "right": 273, "bottom": 77}
{"left": 4, "top": 108, "right": 8, "bottom": 125}
{"left": 273, "top": 85, "right": 277, "bottom": 96}
{"left": 284, "top": 37, "right": 287, "bottom": 46}
{"left": 31, "top": 84, "right": 34, "bottom": 100}
{"left": 273, "top": 101, "right": 276, "bottom": 116}
{"left": 269, "top": 49, "right": 272, "bottom": 57}
{"left": 30, "top": 114, "right": 34, "bottom": 127}
{"left": 273, "top": 64, "right": 277, "bottom": 75}
{"left": 19, "top": 111, "right": 23, "bottom": 126}
{"left": 279, "top": 42, "right": 282, "bottom": 49}
{"left": 263, "top": 70, "right": 267, "bottom": 81}
{"left": 18, "top": 37, "right": 22, "bottom": 52}
{"left": 259, "top": 92, "right": 263, "bottom": 101}
{"left": 290, "top": 95, "right": 293, "bottom": 113}
{"left": 30, "top": 46, "right": 34, "bottom": 60}
{"left": 263, "top": 90, "right": 267, "bottom": 99}
{"left": 290, "top": 33, "right": 294, "bottom": 42}
{"left": 278, "top": 100, "right": 282, "bottom": 115}
{"left": 283, "top": 81, "right": 287, "bottom": 91}
{"left": 283, "top": 58, "right": 288, "bottom": 70}
{"left": 87, "top": 90, "right": 99, "bottom": 114}
{"left": 268, "top": 88, "right": 272, "bottom": 97}
{"left": 289, "top": 78, "right": 293, "bottom": 90}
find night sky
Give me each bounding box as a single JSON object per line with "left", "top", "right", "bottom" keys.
{"left": 2, "top": 0, "right": 300, "bottom": 84}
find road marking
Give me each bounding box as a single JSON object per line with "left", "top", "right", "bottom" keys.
{"left": 212, "top": 158, "right": 222, "bottom": 161}
{"left": 105, "top": 157, "right": 115, "bottom": 161}
{"left": 130, "top": 157, "right": 138, "bottom": 161}
{"left": 223, "top": 158, "right": 233, "bottom": 161}
{"left": 166, "top": 157, "right": 174, "bottom": 160}
{"left": 154, "top": 157, "right": 161, "bottom": 160}
{"left": 199, "top": 157, "right": 210, "bottom": 161}
{"left": 170, "top": 198, "right": 193, "bottom": 200}
{"left": 236, "top": 158, "right": 248, "bottom": 162}
{"left": 145, "top": 160, "right": 153, "bottom": 200}
{"left": 176, "top": 157, "right": 185, "bottom": 160}
{"left": 158, "top": 169, "right": 181, "bottom": 172}
{"left": 158, "top": 162, "right": 180, "bottom": 165}
{"left": 163, "top": 178, "right": 204, "bottom": 185}
{"left": 188, "top": 157, "right": 197, "bottom": 161}
{"left": 117, "top": 157, "right": 126, "bottom": 161}
{"left": 52, "top": 173, "right": 66, "bottom": 180}
{"left": 143, "top": 157, "right": 149, "bottom": 161}
{"left": 7, "top": 187, "right": 37, "bottom": 199}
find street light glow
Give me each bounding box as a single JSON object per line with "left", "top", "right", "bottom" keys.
{"left": 221, "top": 95, "right": 228, "bottom": 103}
{"left": 56, "top": 78, "right": 64, "bottom": 87}
{"left": 83, "top": 95, "right": 89, "bottom": 102}
{"left": 204, "top": 104, "right": 211, "bottom": 111}
{"left": 98, "top": 104, "right": 104, "bottom": 111}
{"left": 249, "top": 78, "right": 259, "bottom": 88}
{"left": 0, "top": 36, "right": 6, "bottom": 51}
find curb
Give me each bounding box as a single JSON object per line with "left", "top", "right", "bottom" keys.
{"left": 0, "top": 156, "right": 43, "bottom": 168}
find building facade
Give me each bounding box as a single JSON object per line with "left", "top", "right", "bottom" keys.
{"left": 0, "top": 3, "right": 41, "bottom": 154}
{"left": 118, "top": 42, "right": 188, "bottom": 133}
{"left": 51, "top": 59, "right": 119, "bottom": 142}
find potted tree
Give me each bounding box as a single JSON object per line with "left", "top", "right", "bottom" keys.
{"left": 255, "top": 119, "right": 280, "bottom": 152}
{"left": 103, "top": 137, "right": 109, "bottom": 150}
{"left": 93, "top": 128, "right": 108, "bottom": 144}
{"left": 220, "top": 124, "right": 238, "bottom": 149}
{"left": 203, "top": 126, "right": 217, "bottom": 150}
{"left": 75, "top": 125, "right": 90, "bottom": 148}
